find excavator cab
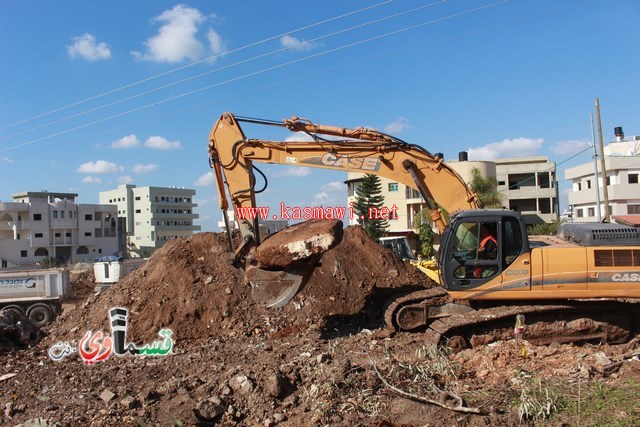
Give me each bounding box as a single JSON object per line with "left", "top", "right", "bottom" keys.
{"left": 440, "top": 210, "right": 529, "bottom": 292}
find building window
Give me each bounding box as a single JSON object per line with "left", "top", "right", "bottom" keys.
{"left": 586, "top": 180, "right": 591, "bottom": 189}
{"left": 588, "top": 207, "right": 595, "bottom": 217}
{"left": 35, "top": 233, "right": 43, "bottom": 238}
{"left": 576, "top": 208, "right": 584, "bottom": 218}
{"left": 606, "top": 177, "right": 611, "bottom": 185}
{"left": 53, "top": 211, "right": 58, "bottom": 218}
{"left": 34, "top": 213, "right": 42, "bottom": 221}
{"left": 85, "top": 232, "right": 92, "bottom": 237}
{"left": 85, "top": 214, "right": 93, "bottom": 220}
{"left": 388, "top": 183, "right": 399, "bottom": 192}
{"left": 66, "top": 232, "right": 71, "bottom": 237}
{"left": 21, "top": 250, "right": 27, "bottom": 258}
{"left": 61, "top": 211, "right": 65, "bottom": 219}
{"left": 576, "top": 183, "right": 582, "bottom": 191}
{"left": 55, "top": 233, "right": 61, "bottom": 237}
{"left": 135, "top": 196, "right": 141, "bottom": 200}
{"left": 629, "top": 173, "right": 639, "bottom": 184}
{"left": 628, "top": 205, "right": 640, "bottom": 214}
{"left": 135, "top": 209, "right": 141, "bottom": 213}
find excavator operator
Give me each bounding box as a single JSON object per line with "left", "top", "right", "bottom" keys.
{"left": 474, "top": 223, "right": 497, "bottom": 278}
{"left": 477, "top": 223, "right": 497, "bottom": 260}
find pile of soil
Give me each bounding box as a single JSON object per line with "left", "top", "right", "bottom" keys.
{"left": 50, "top": 226, "right": 430, "bottom": 344}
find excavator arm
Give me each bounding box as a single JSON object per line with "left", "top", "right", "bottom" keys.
{"left": 208, "top": 112, "right": 480, "bottom": 307}
{"left": 209, "top": 112, "right": 479, "bottom": 242}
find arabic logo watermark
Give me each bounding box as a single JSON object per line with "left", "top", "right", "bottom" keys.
{"left": 48, "top": 307, "right": 174, "bottom": 365}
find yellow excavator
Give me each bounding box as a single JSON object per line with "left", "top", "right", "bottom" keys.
{"left": 208, "top": 112, "right": 640, "bottom": 347}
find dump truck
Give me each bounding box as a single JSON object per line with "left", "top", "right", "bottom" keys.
{"left": 0, "top": 268, "right": 69, "bottom": 327}
{"left": 208, "top": 112, "right": 640, "bottom": 347}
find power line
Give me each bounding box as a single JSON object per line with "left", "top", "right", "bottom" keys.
{"left": 0, "top": 0, "right": 511, "bottom": 154}
{"left": 0, "top": 0, "right": 396, "bottom": 132}
{"left": 0, "top": 0, "right": 449, "bottom": 143}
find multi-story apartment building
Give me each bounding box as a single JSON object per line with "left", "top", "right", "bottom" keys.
{"left": 565, "top": 127, "right": 640, "bottom": 224}
{"left": 0, "top": 191, "right": 118, "bottom": 266}
{"left": 493, "top": 157, "right": 558, "bottom": 224}
{"left": 99, "top": 185, "right": 200, "bottom": 252}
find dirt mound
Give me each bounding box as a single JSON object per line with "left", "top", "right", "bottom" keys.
{"left": 66, "top": 269, "right": 96, "bottom": 301}
{"left": 279, "top": 226, "right": 430, "bottom": 335}
{"left": 50, "top": 225, "right": 430, "bottom": 344}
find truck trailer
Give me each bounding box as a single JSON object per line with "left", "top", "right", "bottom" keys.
{"left": 0, "top": 268, "right": 69, "bottom": 327}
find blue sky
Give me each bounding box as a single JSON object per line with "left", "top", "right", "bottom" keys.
{"left": 1, "top": 1, "right": 639, "bottom": 231}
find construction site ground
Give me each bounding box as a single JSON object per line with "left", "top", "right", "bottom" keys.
{"left": 2, "top": 227, "right": 640, "bottom": 426}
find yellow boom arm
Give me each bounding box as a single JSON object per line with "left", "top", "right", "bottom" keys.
{"left": 208, "top": 112, "right": 480, "bottom": 246}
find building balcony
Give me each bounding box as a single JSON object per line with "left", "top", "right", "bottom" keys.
{"left": 0, "top": 202, "right": 29, "bottom": 212}
{"left": 0, "top": 221, "right": 15, "bottom": 231}
{"left": 151, "top": 213, "right": 199, "bottom": 220}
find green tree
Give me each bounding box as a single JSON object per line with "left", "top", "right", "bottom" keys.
{"left": 353, "top": 174, "right": 389, "bottom": 241}
{"left": 527, "top": 220, "right": 562, "bottom": 236}
{"left": 413, "top": 209, "right": 435, "bottom": 257}
{"left": 470, "top": 167, "right": 503, "bottom": 208}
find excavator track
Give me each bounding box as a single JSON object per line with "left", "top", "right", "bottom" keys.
{"left": 385, "top": 289, "right": 640, "bottom": 349}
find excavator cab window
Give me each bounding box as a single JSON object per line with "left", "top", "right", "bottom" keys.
{"left": 444, "top": 219, "right": 501, "bottom": 288}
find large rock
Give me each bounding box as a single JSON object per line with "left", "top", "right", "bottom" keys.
{"left": 256, "top": 220, "right": 343, "bottom": 268}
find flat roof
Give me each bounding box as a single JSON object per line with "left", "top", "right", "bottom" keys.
{"left": 12, "top": 191, "right": 78, "bottom": 199}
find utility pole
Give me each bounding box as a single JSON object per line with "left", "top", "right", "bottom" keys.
{"left": 590, "top": 112, "right": 602, "bottom": 222}
{"left": 594, "top": 98, "right": 610, "bottom": 222}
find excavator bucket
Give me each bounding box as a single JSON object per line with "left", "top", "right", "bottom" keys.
{"left": 246, "top": 264, "right": 310, "bottom": 308}
{"left": 245, "top": 219, "right": 344, "bottom": 308}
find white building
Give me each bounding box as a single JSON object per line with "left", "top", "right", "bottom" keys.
{"left": 0, "top": 191, "right": 118, "bottom": 267}
{"left": 565, "top": 127, "right": 640, "bottom": 224}
{"left": 99, "top": 185, "right": 200, "bottom": 252}
{"left": 217, "top": 210, "right": 288, "bottom": 236}
{"left": 493, "top": 157, "right": 558, "bottom": 224}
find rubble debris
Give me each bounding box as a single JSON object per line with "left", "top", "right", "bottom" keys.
{"left": 0, "top": 309, "right": 41, "bottom": 351}
{"left": 4, "top": 226, "right": 634, "bottom": 426}
{"left": 99, "top": 389, "right": 115, "bottom": 403}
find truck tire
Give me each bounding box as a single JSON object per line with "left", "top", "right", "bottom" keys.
{"left": 3, "top": 305, "right": 25, "bottom": 315}
{"left": 27, "top": 304, "right": 53, "bottom": 327}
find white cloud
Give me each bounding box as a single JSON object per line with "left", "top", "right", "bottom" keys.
{"left": 118, "top": 176, "right": 134, "bottom": 185}
{"left": 132, "top": 163, "right": 158, "bottom": 174}
{"left": 111, "top": 134, "right": 141, "bottom": 149}
{"left": 313, "top": 191, "right": 330, "bottom": 205}
{"left": 313, "top": 181, "right": 347, "bottom": 206}
{"left": 273, "top": 167, "right": 312, "bottom": 177}
{"left": 67, "top": 33, "right": 111, "bottom": 61}
{"left": 1, "top": 157, "right": 12, "bottom": 164}
{"left": 195, "top": 172, "right": 214, "bottom": 186}
{"left": 285, "top": 132, "right": 315, "bottom": 142}
{"left": 550, "top": 139, "right": 591, "bottom": 156}
{"left": 384, "top": 117, "right": 410, "bottom": 134}
{"left": 145, "top": 135, "right": 182, "bottom": 150}
{"left": 131, "top": 5, "right": 206, "bottom": 63}
{"left": 468, "top": 137, "right": 544, "bottom": 161}
{"left": 207, "top": 29, "right": 225, "bottom": 56}
{"left": 81, "top": 176, "right": 103, "bottom": 184}
{"left": 280, "top": 34, "right": 320, "bottom": 52}
{"left": 321, "top": 181, "right": 346, "bottom": 192}
{"left": 76, "top": 160, "right": 123, "bottom": 174}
